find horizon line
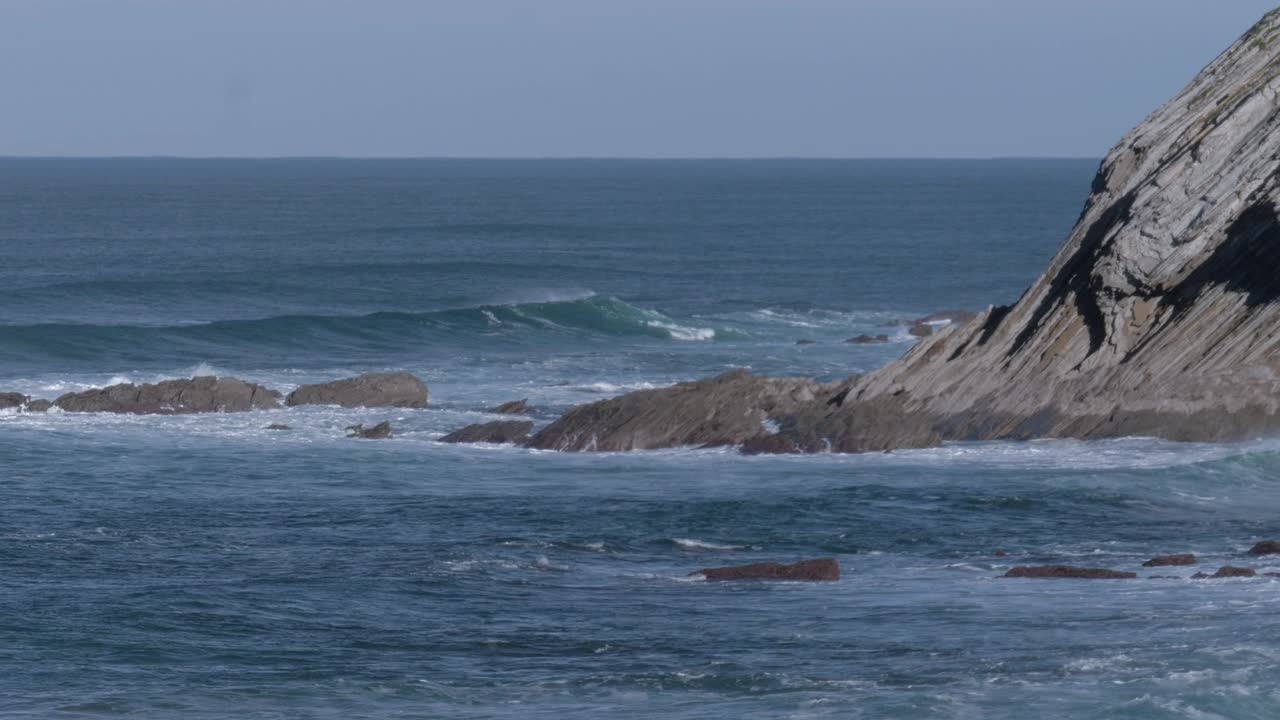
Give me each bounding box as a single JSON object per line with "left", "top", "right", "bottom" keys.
{"left": 0, "top": 154, "right": 1101, "bottom": 162}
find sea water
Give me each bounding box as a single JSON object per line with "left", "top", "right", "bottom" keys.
{"left": 2, "top": 158, "right": 1278, "bottom": 718}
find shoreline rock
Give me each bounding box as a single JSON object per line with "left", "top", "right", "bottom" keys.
{"left": 346, "top": 421, "right": 392, "bottom": 439}
{"left": 1143, "top": 553, "right": 1196, "bottom": 567}
{"left": 489, "top": 399, "right": 533, "bottom": 415}
{"left": 692, "top": 558, "right": 839, "bottom": 582}
{"left": 1247, "top": 540, "right": 1280, "bottom": 555}
{"left": 441, "top": 420, "right": 534, "bottom": 445}
{"left": 287, "top": 372, "right": 427, "bottom": 409}
{"left": 54, "top": 377, "right": 281, "bottom": 414}
{"left": 1003, "top": 565, "right": 1136, "bottom": 579}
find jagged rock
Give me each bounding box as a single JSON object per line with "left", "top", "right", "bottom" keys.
{"left": 1003, "top": 565, "right": 1136, "bottom": 579}
{"left": 24, "top": 399, "right": 51, "bottom": 412}
{"left": 286, "top": 372, "right": 427, "bottom": 409}
{"left": 490, "top": 399, "right": 533, "bottom": 415}
{"left": 692, "top": 558, "right": 839, "bottom": 582}
{"left": 1247, "top": 540, "right": 1280, "bottom": 555}
{"left": 54, "top": 377, "right": 281, "bottom": 414}
{"left": 1143, "top": 553, "right": 1197, "bottom": 567}
{"left": 441, "top": 420, "right": 533, "bottom": 444}
{"left": 907, "top": 322, "right": 934, "bottom": 338}
{"left": 525, "top": 370, "right": 830, "bottom": 452}
{"left": 265, "top": 423, "right": 291, "bottom": 430}
{"left": 0, "top": 392, "right": 25, "bottom": 410}
{"left": 846, "top": 334, "right": 890, "bottom": 344}
{"left": 740, "top": 433, "right": 803, "bottom": 455}
{"left": 346, "top": 421, "right": 392, "bottom": 439}
{"left": 1193, "top": 565, "right": 1257, "bottom": 579}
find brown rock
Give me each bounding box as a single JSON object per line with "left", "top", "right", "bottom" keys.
{"left": 846, "top": 334, "right": 890, "bottom": 344}
{"left": 1143, "top": 553, "right": 1197, "bottom": 567}
{"left": 489, "top": 399, "right": 533, "bottom": 415}
{"left": 1209, "top": 565, "right": 1256, "bottom": 578}
{"left": 739, "top": 434, "right": 803, "bottom": 455}
{"left": 692, "top": 558, "right": 839, "bottom": 582}
{"left": 0, "top": 392, "right": 26, "bottom": 410}
{"left": 907, "top": 322, "right": 934, "bottom": 338}
{"left": 1247, "top": 540, "right": 1280, "bottom": 555}
{"left": 54, "top": 377, "right": 281, "bottom": 414}
{"left": 25, "top": 399, "right": 51, "bottom": 412}
{"left": 993, "top": 549, "right": 1008, "bottom": 557}
{"left": 287, "top": 372, "right": 427, "bottom": 409}
{"left": 346, "top": 421, "right": 392, "bottom": 439}
{"left": 1003, "top": 565, "right": 1136, "bottom": 579}
{"left": 441, "top": 420, "right": 534, "bottom": 444}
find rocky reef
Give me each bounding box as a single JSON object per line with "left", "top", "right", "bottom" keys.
{"left": 54, "top": 376, "right": 281, "bottom": 414}
{"left": 527, "top": 9, "right": 1280, "bottom": 453}
{"left": 286, "top": 371, "right": 428, "bottom": 408}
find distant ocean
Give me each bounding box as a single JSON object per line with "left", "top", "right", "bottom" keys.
{"left": 4, "top": 158, "right": 1279, "bottom": 719}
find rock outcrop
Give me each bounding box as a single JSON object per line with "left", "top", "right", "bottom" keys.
{"left": 1143, "top": 553, "right": 1197, "bottom": 567}
{"left": 530, "top": 9, "right": 1280, "bottom": 453}
{"left": 846, "top": 334, "right": 890, "bottom": 344}
{"left": 1193, "top": 565, "right": 1257, "bottom": 579}
{"left": 525, "top": 370, "right": 832, "bottom": 451}
{"left": 347, "top": 421, "right": 393, "bottom": 439}
{"left": 0, "top": 392, "right": 26, "bottom": 410}
{"left": 1003, "top": 565, "right": 1136, "bottom": 579}
{"left": 25, "top": 399, "right": 51, "bottom": 412}
{"left": 54, "top": 377, "right": 281, "bottom": 414}
{"left": 489, "top": 399, "right": 533, "bottom": 415}
{"left": 286, "top": 372, "right": 427, "bottom": 409}
{"left": 441, "top": 420, "right": 534, "bottom": 444}
{"left": 1248, "top": 540, "right": 1280, "bottom": 555}
{"left": 692, "top": 558, "right": 840, "bottom": 582}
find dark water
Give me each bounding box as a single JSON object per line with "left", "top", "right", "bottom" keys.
{"left": 3, "top": 159, "right": 1279, "bottom": 718}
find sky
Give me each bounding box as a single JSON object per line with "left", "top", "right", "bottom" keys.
{"left": 1, "top": 0, "right": 1277, "bottom": 158}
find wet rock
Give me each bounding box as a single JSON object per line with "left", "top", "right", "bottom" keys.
{"left": 287, "top": 372, "right": 427, "bottom": 409}
{"left": 1247, "top": 540, "right": 1280, "bottom": 555}
{"left": 907, "top": 322, "right": 934, "bottom": 338}
{"left": 54, "top": 377, "right": 281, "bottom": 414}
{"left": 739, "top": 433, "right": 803, "bottom": 455}
{"left": 265, "top": 423, "right": 291, "bottom": 430}
{"left": 526, "top": 369, "right": 827, "bottom": 452}
{"left": 25, "top": 399, "right": 51, "bottom": 412}
{"left": 346, "top": 421, "right": 393, "bottom": 439}
{"left": 441, "top": 420, "right": 534, "bottom": 444}
{"left": 993, "top": 549, "right": 1008, "bottom": 557}
{"left": 490, "top": 399, "right": 533, "bottom": 415}
{"left": 1208, "top": 565, "right": 1257, "bottom": 578}
{"left": 1143, "top": 553, "right": 1197, "bottom": 567}
{"left": 845, "top": 334, "right": 890, "bottom": 344}
{"left": 795, "top": 339, "right": 817, "bottom": 345}
{"left": 1003, "top": 565, "right": 1137, "bottom": 579}
{"left": 692, "top": 558, "right": 839, "bottom": 582}
{"left": 0, "top": 392, "right": 26, "bottom": 410}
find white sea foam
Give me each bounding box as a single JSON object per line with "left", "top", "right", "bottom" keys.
{"left": 645, "top": 320, "right": 716, "bottom": 341}
{"left": 670, "top": 538, "right": 749, "bottom": 551}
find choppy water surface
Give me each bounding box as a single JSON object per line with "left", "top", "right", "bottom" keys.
{"left": 3, "top": 159, "right": 1278, "bottom": 718}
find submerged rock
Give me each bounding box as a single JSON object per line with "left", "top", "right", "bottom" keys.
{"left": 1247, "top": 540, "right": 1280, "bottom": 555}
{"left": 1192, "top": 566, "right": 1257, "bottom": 579}
{"left": 1003, "top": 565, "right": 1136, "bottom": 579}
{"left": 441, "top": 420, "right": 534, "bottom": 444}
{"left": 692, "top": 558, "right": 839, "bottom": 582}
{"left": 54, "top": 377, "right": 281, "bottom": 414}
{"left": 265, "top": 423, "right": 292, "bottom": 431}
{"left": 1143, "top": 553, "right": 1197, "bottom": 567}
{"left": 795, "top": 339, "right": 817, "bottom": 345}
{"left": 525, "top": 369, "right": 828, "bottom": 452}
{"left": 846, "top": 334, "right": 890, "bottom": 344}
{"left": 489, "top": 399, "right": 533, "bottom": 415}
{"left": 346, "top": 421, "right": 393, "bottom": 439}
{"left": 287, "top": 372, "right": 427, "bottom": 409}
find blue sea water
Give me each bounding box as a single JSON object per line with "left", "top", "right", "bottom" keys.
{"left": 3, "top": 158, "right": 1279, "bottom": 719}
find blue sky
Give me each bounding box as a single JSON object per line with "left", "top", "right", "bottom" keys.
{"left": 1, "top": 1, "right": 1275, "bottom": 157}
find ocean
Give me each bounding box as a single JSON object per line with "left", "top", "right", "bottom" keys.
{"left": 3, "top": 158, "right": 1278, "bottom": 718}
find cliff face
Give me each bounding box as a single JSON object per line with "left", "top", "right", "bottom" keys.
{"left": 817, "top": 8, "right": 1280, "bottom": 447}
{"left": 530, "top": 8, "right": 1280, "bottom": 452}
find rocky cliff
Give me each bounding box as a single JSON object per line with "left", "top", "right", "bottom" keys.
{"left": 532, "top": 9, "right": 1280, "bottom": 452}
